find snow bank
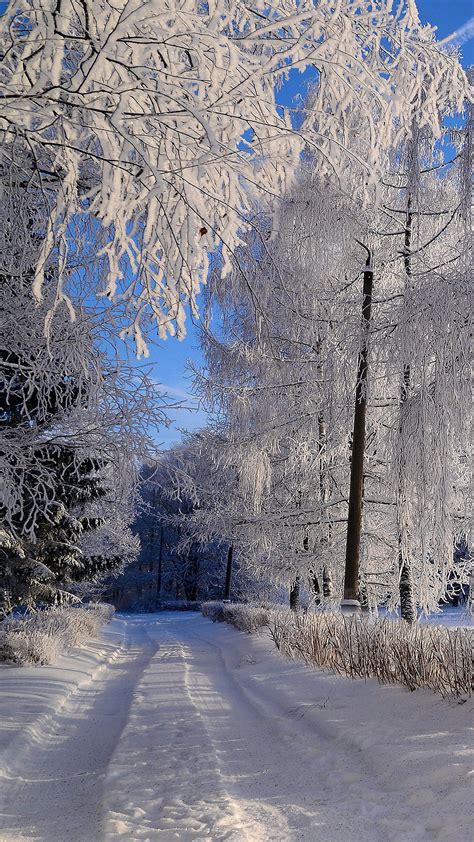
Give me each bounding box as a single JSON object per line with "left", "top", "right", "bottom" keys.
{"left": 0, "top": 603, "right": 115, "bottom": 665}
{"left": 202, "top": 602, "right": 473, "bottom": 698}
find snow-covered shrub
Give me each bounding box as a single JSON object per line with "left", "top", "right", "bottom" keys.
{"left": 202, "top": 601, "right": 271, "bottom": 633}
{"left": 81, "top": 602, "right": 116, "bottom": 623}
{"left": 0, "top": 603, "right": 115, "bottom": 665}
{"left": 202, "top": 602, "right": 227, "bottom": 622}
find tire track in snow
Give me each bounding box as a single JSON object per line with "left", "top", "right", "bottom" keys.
{"left": 184, "top": 617, "right": 473, "bottom": 842}
{"left": 0, "top": 619, "right": 158, "bottom": 842}
{"left": 103, "top": 616, "right": 252, "bottom": 840}
{"left": 182, "top": 621, "right": 379, "bottom": 841}
{"left": 103, "top": 614, "right": 383, "bottom": 840}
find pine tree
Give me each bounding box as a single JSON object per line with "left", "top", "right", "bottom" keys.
{"left": 0, "top": 281, "right": 144, "bottom": 610}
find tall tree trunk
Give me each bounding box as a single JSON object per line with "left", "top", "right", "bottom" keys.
{"left": 312, "top": 570, "right": 321, "bottom": 604}
{"left": 290, "top": 575, "right": 301, "bottom": 610}
{"left": 398, "top": 196, "right": 416, "bottom": 623}
{"left": 359, "top": 576, "right": 370, "bottom": 613}
{"left": 224, "top": 543, "right": 233, "bottom": 600}
{"left": 322, "top": 566, "right": 333, "bottom": 598}
{"left": 309, "top": 341, "right": 334, "bottom": 605}
{"left": 156, "top": 525, "right": 163, "bottom": 600}
{"left": 188, "top": 550, "right": 200, "bottom": 601}
{"left": 342, "top": 247, "right": 373, "bottom": 611}
{"left": 318, "top": 403, "right": 333, "bottom": 598}
{"left": 148, "top": 489, "right": 156, "bottom": 572}
{"left": 399, "top": 561, "right": 415, "bottom": 622}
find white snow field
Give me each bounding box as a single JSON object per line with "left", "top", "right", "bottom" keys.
{"left": 0, "top": 612, "right": 472, "bottom": 842}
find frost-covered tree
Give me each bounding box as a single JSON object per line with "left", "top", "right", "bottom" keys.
{"left": 189, "top": 186, "right": 364, "bottom": 602}
{"left": 0, "top": 282, "right": 165, "bottom": 527}
{"left": 185, "top": 54, "right": 471, "bottom": 614}
{"left": 366, "top": 128, "right": 472, "bottom": 618}
{"left": 0, "top": 451, "right": 137, "bottom": 610}
{"left": 157, "top": 438, "right": 242, "bottom": 599}
{"left": 190, "top": 125, "right": 471, "bottom": 616}
{"left": 0, "top": 0, "right": 468, "bottom": 350}
{"left": 0, "top": 275, "right": 165, "bottom": 609}
{"left": 76, "top": 497, "right": 140, "bottom": 601}
{"left": 296, "top": 47, "right": 472, "bottom": 614}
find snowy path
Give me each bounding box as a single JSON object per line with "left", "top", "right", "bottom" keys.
{"left": 0, "top": 613, "right": 472, "bottom": 842}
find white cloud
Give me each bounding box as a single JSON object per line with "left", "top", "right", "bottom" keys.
{"left": 439, "top": 17, "right": 474, "bottom": 47}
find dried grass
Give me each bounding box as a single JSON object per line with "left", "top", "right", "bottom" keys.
{"left": 202, "top": 602, "right": 473, "bottom": 698}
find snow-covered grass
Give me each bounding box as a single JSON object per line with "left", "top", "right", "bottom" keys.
{"left": 202, "top": 600, "right": 272, "bottom": 632}
{"left": 0, "top": 603, "right": 115, "bottom": 665}
{"left": 202, "top": 602, "right": 473, "bottom": 698}
{"left": 271, "top": 610, "right": 472, "bottom": 699}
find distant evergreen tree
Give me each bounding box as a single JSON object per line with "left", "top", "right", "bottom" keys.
{"left": 0, "top": 283, "right": 136, "bottom": 610}
{"left": 108, "top": 461, "right": 232, "bottom": 610}
{"left": 1, "top": 451, "right": 111, "bottom": 608}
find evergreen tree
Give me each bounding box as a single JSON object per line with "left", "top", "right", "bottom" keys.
{"left": 0, "top": 280, "right": 155, "bottom": 611}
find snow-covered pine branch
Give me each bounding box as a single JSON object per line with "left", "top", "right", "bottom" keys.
{"left": 0, "top": 261, "right": 168, "bottom": 608}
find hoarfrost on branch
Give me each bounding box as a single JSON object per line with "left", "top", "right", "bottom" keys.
{"left": 0, "top": 0, "right": 468, "bottom": 351}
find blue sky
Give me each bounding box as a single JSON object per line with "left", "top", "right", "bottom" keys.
{"left": 153, "top": 0, "right": 474, "bottom": 448}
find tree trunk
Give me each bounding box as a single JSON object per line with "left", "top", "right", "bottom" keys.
{"left": 322, "top": 566, "right": 333, "bottom": 598}
{"left": 312, "top": 572, "right": 321, "bottom": 604}
{"left": 359, "top": 577, "right": 370, "bottom": 613}
{"left": 290, "top": 575, "right": 301, "bottom": 610}
{"left": 342, "top": 247, "right": 373, "bottom": 610}
{"left": 188, "top": 550, "right": 200, "bottom": 601}
{"left": 224, "top": 543, "right": 233, "bottom": 600}
{"left": 317, "top": 400, "right": 333, "bottom": 599}
{"left": 148, "top": 489, "right": 156, "bottom": 572}
{"left": 398, "top": 197, "right": 416, "bottom": 624}
{"left": 156, "top": 525, "right": 163, "bottom": 601}
{"left": 399, "top": 563, "right": 416, "bottom": 623}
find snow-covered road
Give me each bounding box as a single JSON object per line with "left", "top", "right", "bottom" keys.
{"left": 0, "top": 613, "right": 472, "bottom": 841}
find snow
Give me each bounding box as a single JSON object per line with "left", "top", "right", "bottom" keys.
{"left": 0, "top": 612, "right": 472, "bottom": 841}
{"left": 419, "top": 606, "right": 473, "bottom": 628}
{"left": 381, "top": 606, "right": 473, "bottom": 628}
